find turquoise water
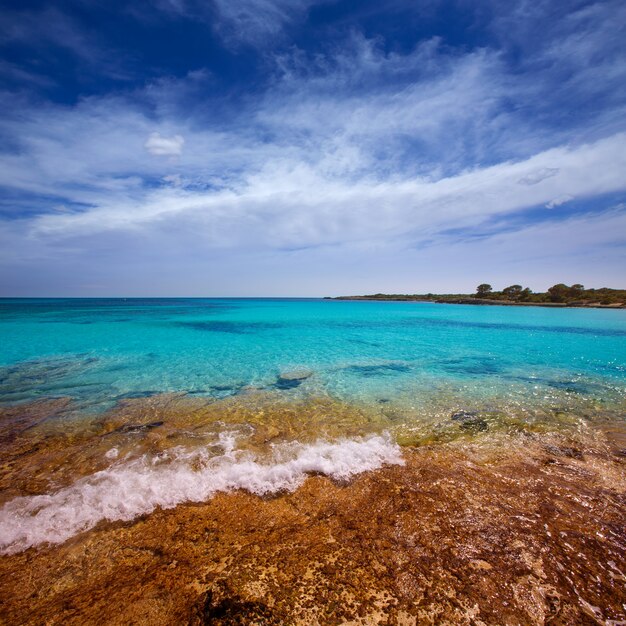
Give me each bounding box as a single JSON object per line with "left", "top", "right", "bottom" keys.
{"left": 1, "top": 298, "right": 625, "bottom": 415}
{"left": 2, "top": 297, "right": 626, "bottom": 552}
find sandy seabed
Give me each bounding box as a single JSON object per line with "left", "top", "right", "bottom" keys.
{"left": 0, "top": 397, "right": 625, "bottom": 625}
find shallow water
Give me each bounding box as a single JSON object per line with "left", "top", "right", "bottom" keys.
{"left": 1, "top": 298, "right": 625, "bottom": 413}
{"left": 1, "top": 299, "right": 625, "bottom": 548}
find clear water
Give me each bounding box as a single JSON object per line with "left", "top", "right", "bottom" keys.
{"left": 2, "top": 297, "right": 626, "bottom": 552}
{"left": 1, "top": 297, "right": 625, "bottom": 414}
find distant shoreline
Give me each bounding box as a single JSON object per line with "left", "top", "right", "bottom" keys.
{"left": 327, "top": 296, "right": 626, "bottom": 309}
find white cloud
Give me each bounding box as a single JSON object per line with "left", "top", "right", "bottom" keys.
{"left": 545, "top": 194, "right": 574, "bottom": 209}
{"left": 259, "top": 38, "right": 509, "bottom": 173}
{"left": 17, "top": 133, "right": 626, "bottom": 252}
{"left": 144, "top": 132, "right": 185, "bottom": 157}
{"left": 1, "top": 45, "right": 625, "bottom": 264}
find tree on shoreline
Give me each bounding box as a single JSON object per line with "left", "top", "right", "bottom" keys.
{"left": 502, "top": 285, "right": 523, "bottom": 299}
{"left": 337, "top": 283, "right": 625, "bottom": 306}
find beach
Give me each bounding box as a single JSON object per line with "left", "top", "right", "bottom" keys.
{"left": 0, "top": 298, "right": 625, "bottom": 624}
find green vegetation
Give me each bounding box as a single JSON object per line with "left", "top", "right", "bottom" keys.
{"left": 471, "top": 283, "right": 626, "bottom": 305}
{"left": 332, "top": 284, "right": 626, "bottom": 307}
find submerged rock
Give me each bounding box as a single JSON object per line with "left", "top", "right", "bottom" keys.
{"left": 278, "top": 369, "right": 313, "bottom": 381}
{"left": 273, "top": 369, "right": 313, "bottom": 390}
{"left": 543, "top": 444, "right": 584, "bottom": 459}
{"left": 343, "top": 363, "right": 411, "bottom": 377}
{"left": 0, "top": 355, "right": 101, "bottom": 401}
{"left": 114, "top": 421, "right": 164, "bottom": 434}
{"left": 451, "top": 410, "right": 488, "bottom": 432}
{"left": 115, "top": 390, "right": 161, "bottom": 400}
{"left": 274, "top": 378, "right": 303, "bottom": 390}
{"left": 191, "top": 581, "right": 273, "bottom": 625}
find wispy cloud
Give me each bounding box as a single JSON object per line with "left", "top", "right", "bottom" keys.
{"left": 18, "top": 132, "right": 622, "bottom": 245}
{"left": 138, "top": 0, "right": 327, "bottom": 47}
{"left": 211, "top": 0, "right": 324, "bottom": 46}
{"left": 0, "top": 7, "right": 129, "bottom": 80}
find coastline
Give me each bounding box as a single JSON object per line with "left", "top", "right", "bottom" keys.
{"left": 329, "top": 296, "right": 626, "bottom": 309}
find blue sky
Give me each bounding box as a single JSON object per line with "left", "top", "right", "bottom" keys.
{"left": 0, "top": 0, "right": 625, "bottom": 296}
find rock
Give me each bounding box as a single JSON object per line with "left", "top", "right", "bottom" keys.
{"left": 191, "top": 581, "right": 273, "bottom": 625}
{"left": 451, "top": 410, "right": 477, "bottom": 421}
{"left": 115, "top": 421, "right": 164, "bottom": 434}
{"left": 543, "top": 444, "right": 583, "bottom": 459}
{"left": 451, "top": 411, "right": 488, "bottom": 432}
{"left": 278, "top": 369, "right": 313, "bottom": 381}
{"left": 274, "top": 378, "right": 302, "bottom": 390}
{"left": 273, "top": 369, "right": 313, "bottom": 390}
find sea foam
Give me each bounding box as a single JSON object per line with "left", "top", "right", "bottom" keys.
{"left": 0, "top": 433, "right": 403, "bottom": 554}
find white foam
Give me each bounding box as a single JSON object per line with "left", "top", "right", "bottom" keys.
{"left": 0, "top": 433, "right": 403, "bottom": 554}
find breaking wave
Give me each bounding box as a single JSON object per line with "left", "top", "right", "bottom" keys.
{"left": 0, "top": 433, "right": 403, "bottom": 554}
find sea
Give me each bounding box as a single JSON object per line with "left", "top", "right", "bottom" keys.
{"left": 1, "top": 297, "right": 625, "bottom": 554}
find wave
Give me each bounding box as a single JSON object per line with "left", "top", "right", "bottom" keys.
{"left": 0, "top": 433, "right": 403, "bottom": 554}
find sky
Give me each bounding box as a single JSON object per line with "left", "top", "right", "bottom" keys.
{"left": 0, "top": 0, "right": 625, "bottom": 296}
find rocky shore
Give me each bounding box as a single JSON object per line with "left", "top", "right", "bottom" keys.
{"left": 0, "top": 399, "right": 624, "bottom": 625}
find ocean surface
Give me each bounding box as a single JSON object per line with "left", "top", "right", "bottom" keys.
{"left": 1, "top": 297, "right": 625, "bottom": 553}
{"left": 2, "top": 297, "right": 626, "bottom": 408}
